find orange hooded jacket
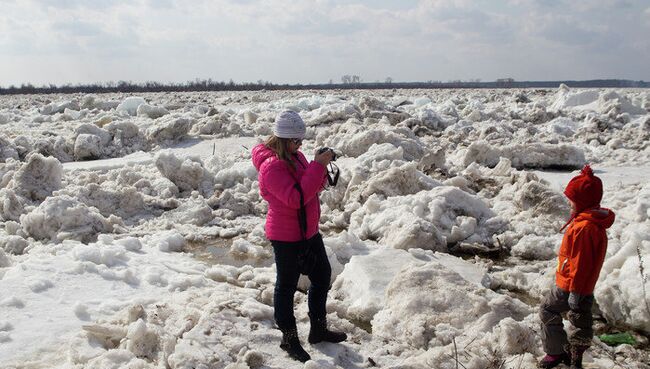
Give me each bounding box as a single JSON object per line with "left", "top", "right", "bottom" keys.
{"left": 555, "top": 208, "right": 615, "bottom": 295}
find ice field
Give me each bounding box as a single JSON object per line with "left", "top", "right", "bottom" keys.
{"left": 0, "top": 86, "right": 649, "bottom": 368}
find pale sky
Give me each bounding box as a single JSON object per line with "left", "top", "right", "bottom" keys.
{"left": 1, "top": 0, "right": 649, "bottom": 86}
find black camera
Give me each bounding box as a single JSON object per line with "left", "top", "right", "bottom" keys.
{"left": 317, "top": 147, "right": 337, "bottom": 161}
{"left": 316, "top": 147, "right": 339, "bottom": 186}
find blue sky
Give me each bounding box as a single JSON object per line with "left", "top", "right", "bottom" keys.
{"left": 1, "top": 0, "right": 649, "bottom": 86}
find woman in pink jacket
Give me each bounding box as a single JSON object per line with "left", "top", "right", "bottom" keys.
{"left": 252, "top": 110, "right": 346, "bottom": 363}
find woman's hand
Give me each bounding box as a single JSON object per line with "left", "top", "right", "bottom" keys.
{"left": 314, "top": 149, "right": 334, "bottom": 167}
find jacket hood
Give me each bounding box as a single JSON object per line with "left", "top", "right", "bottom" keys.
{"left": 252, "top": 143, "right": 276, "bottom": 171}
{"left": 575, "top": 207, "right": 615, "bottom": 229}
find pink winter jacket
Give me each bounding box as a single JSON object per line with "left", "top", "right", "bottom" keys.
{"left": 252, "top": 143, "right": 327, "bottom": 242}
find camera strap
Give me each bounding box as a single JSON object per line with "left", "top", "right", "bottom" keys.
{"left": 326, "top": 162, "right": 340, "bottom": 186}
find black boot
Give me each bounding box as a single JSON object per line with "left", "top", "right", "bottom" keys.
{"left": 308, "top": 313, "right": 347, "bottom": 344}
{"left": 280, "top": 328, "right": 311, "bottom": 363}
{"left": 570, "top": 346, "right": 587, "bottom": 369}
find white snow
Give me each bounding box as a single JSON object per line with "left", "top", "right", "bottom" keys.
{"left": 137, "top": 103, "right": 169, "bottom": 119}
{"left": 74, "top": 133, "right": 103, "bottom": 160}
{"left": 331, "top": 249, "right": 491, "bottom": 323}
{"left": 331, "top": 248, "right": 418, "bottom": 320}
{"left": 20, "top": 195, "right": 117, "bottom": 243}
{"left": 116, "top": 97, "right": 146, "bottom": 116}
{"left": 1, "top": 87, "right": 649, "bottom": 368}
{"left": 9, "top": 153, "right": 63, "bottom": 201}
{"left": 371, "top": 261, "right": 530, "bottom": 351}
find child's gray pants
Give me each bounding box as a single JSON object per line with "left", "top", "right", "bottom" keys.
{"left": 539, "top": 286, "right": 594, "bottom": 355}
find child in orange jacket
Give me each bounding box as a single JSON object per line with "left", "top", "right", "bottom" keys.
{"left": 539, "top": 165, "right": 615, "bottom": 369}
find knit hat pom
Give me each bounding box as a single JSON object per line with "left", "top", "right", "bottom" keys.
{"left": 581, "top": 164, "right": 594, "bottom": 177}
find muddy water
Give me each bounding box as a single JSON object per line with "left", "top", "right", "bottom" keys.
{"left": 185, "top": 238, "right": 274, "bottom": 268}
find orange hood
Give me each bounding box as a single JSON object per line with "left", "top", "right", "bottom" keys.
{"left": 574, "top": 208, "right": 615, "bottom": 229}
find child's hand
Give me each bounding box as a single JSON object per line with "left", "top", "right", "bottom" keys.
{"left": 568, "top": 292, "right": 582, "bottom": 310}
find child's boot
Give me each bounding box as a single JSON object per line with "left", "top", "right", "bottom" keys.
{"left": 570, "top": 346, "right": 588, "bottom": 369}
{"left": 538, "top": 353, "right": 570, "bottom": 368}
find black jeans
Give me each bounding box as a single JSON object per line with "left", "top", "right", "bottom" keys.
{"left": 271, "top": 233, "right": 332, "bottom": 331}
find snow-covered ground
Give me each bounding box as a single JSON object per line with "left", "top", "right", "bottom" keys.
{"left": 1, "top": 87, "right": 649, "bottom": 369}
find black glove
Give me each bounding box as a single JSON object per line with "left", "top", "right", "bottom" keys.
{"left": 568, "top": 292, "right": 582, "bottom": 311}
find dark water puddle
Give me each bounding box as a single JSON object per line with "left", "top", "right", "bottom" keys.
{"left": 185, "top": 238, "right": 273, "bottom": 268}
{"left": 498, "top": 288, "right": 541, "bottom": 306}
{"left": 350, "top": 318, "right": 373, "bottom": 334}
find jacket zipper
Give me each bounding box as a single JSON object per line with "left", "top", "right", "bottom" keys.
{"left": 560, "top": 258, "right": 568, "bottom": 272}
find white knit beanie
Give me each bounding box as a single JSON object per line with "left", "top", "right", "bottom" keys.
{"left": 273, "top": 110, "right": 306, "bottom": 139}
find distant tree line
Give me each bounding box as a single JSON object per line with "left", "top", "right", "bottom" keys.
{"left": 0, "top": 78, "right": 648, "bottom": 95}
